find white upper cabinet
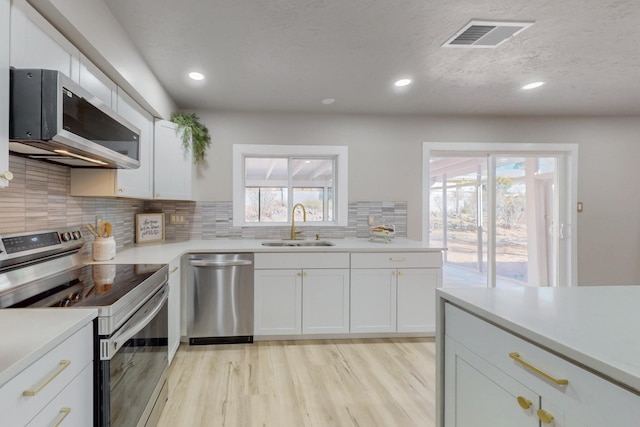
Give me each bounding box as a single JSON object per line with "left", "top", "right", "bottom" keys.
{"left": 154, "top": 120, "right": 194, "bottom": 200}
{"left": 78, "top": 54, "right": 117, "bottom": 109}
{"left": 10, "top": 0, "right": 80, "bottom": 81}
{"left": 0, "top": 0, "right": 9, "bottom": 188}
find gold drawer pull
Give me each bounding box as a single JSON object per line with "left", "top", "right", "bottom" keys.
{"left": 170, "top": 266, "right": 179, "bottom": 274}
{"left": 537, "top": 408, "right": 555, "bottom": 424}
{"left": 23, "top": 360, "right": 71, "bottom": 396}
{"left": 509, "top": 352, "right": 568, "bottom": 385}
{"left": 54, "top": 408, "right": 71, "bottom": 427}
{"left": 389, "top": 257, "right": 405, "bottom": 262}
{"left": 516, "top": 396, "right": 532, "bottom": 410}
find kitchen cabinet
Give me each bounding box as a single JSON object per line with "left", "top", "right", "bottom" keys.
{"left": 167, "top": 257, "right": 181, "bottom": 364}
{"left": 79, "top": 54, "right": 117, "bottom": 108}
{"left": 154, "top": 120, "right": 194, "bottom": 200}
{"left": 350, "top": 252, "right": 441, "bottom": 334}
{"left": 0, "top": 322, "right": 93, "bottom": 427}
{"left": 254, "top": 253, "right": 350, "bottom": 336}
{"left": 10, "top": 0, "right": 80, "bottom": 81}
{"left": 70, "top": 89, "right": 154, "bottom": 199}
{"left": 0, "top": 0, "right": 9, "bottom": 188}
{"left": 442, "top": 303, "right": 640, "bottom": 427}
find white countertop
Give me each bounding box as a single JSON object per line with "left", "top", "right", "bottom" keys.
{"left": 0, "top": 309, "right": 97, "bottom": 387}
{"left": 90, "top": 238, "right": 444, "bottom": 264}
{"left": 437, "top": 286, "right": 640, "bottom": 394}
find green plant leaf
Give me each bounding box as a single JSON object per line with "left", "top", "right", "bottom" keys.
{"left": 170, "top": 112, "right": 212, "bottom": 163}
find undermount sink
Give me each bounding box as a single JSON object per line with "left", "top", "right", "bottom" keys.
{"left": 261, "top": 240, "right": 336, "bottom": 247}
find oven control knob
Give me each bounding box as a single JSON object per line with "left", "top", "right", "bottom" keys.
{"left": 60, "top": 232, "right": 72, "bottom": 242}
{"left": 72, "top": 231, "right": 82, "bottom": 240}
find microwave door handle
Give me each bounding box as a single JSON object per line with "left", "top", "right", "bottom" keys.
{"left": 108, "top": 287, "right": 169, "bottom": 357}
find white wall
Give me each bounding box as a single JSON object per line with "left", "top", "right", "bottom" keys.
{"left": 192, "top": 111, "right": 640, "bottom": 286}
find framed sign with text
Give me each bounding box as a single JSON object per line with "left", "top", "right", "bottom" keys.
{"left": 135, "top": 213, "right": 165, "bottom": 243}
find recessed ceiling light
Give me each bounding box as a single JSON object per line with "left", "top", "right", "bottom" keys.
{"left": 321, "top": 98, "right": 336, "bottom": 105}
{"left": 394, "top": 78, "right": 412, "bottom": 87}
{"left": 188, "top": 72, "right": 205, "bottom": 81}
{"left": 522, "top": 81, "right": 544, "bottom": 90}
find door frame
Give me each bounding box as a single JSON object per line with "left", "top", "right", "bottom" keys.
{"left": 422, "top": 142, "right": 578, "bottom": 287}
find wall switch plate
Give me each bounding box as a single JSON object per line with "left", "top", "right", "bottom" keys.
{"left": 170, "top": 214, "right": 187, "bottom": 225}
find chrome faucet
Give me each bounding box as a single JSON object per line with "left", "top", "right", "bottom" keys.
{"left": 290, "top": 203, "right": 307, "bottom": 240}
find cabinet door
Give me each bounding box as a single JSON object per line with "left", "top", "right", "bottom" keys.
{"left": 154, "top": 120, "right": 193, "bottom": 200}
{"left": 254, "top": 269, "right": 302, "bottom": 335}
{"left": 115, "top": 90, "right": 154, "bottom": 199}
{"left": 302, "top": 269, "right": 349, "bottom": 334}
{"left": 397, "top": 268, "right": 440, "bottom": 333}
{"left": 10, "top": 0, "right": 80, "bottom": 80}
{"left": 0, "top": 0, "right": 8, "bottom": 188}
{"left": 444, "top": 336, "right": 539, "bottom": 427}
{"left": 168, "top": 258, "right": 181, "bottom": 364}
{"left": 350, "top": 269, "right": 396, "bottom": 333}
{"left": 79, "top": 54, "right": 116, "bottom": 108}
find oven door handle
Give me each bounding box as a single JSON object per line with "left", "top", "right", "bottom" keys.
{"left": 104, "top": 285, "right": 169, "bottom": 360}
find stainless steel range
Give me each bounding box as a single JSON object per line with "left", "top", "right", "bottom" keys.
{"left": 0, "top": 227, "right": 169, "bottom": 427}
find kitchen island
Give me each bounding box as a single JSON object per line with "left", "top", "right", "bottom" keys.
{"left": 436, "top": 286, "right": 640, "bottom": 426}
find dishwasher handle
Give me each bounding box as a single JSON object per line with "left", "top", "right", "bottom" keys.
{"left": 189, "top": 259, "right": 253, "bottom": 268}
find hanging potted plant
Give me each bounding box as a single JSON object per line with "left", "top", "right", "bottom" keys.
{"left": 170, "top": 112, "right": 212, "bottom": 163}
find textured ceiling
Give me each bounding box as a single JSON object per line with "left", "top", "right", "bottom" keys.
{"left": 103, "top": 0, "right": 640, "bottom": 116}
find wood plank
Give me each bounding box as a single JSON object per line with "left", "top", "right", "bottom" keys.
{"left": 158, "top": 338, "right": 435, "bottom": 427}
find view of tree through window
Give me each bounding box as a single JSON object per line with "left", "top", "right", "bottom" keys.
{"left": 244, "top": 156, "right": 335, "bottom": 223}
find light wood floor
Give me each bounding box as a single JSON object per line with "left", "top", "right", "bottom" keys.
{"left": 158, "top": 338, "right": 436, "bottom": 427}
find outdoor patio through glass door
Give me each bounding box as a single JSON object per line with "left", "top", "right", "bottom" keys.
{"left": 429, "top": 153, "right": 562, "bottom": 288}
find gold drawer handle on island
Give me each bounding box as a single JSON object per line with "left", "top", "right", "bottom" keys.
{"left": 54, "top": 408, "right": 71, "bottom": 427}
{"left": 389, "top": 257, "right": 405, "bottom": 262}
{"left": 509, "top": 352, "right": 568, "bottom": 385}
{"left": 23, "top": 360, "right": 71, "bottom": 396}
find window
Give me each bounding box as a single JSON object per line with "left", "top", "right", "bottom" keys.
{"left": 233, "top": 145, "right": 348, "bottom": 226}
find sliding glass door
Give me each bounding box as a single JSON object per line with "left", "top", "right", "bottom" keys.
{"left": 424, "top": 144, "right": 576, "bottom": 288}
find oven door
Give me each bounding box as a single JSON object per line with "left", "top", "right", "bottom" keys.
{"left": 98, "top": 285, "right": 169, "bottom": 427}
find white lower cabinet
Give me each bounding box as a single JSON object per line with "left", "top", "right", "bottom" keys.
{"left": 254, "top": 269, "right": 302, "bottom": 335}
{"left": 0, "top": 322, "right": 94, "bottom": 427}
{"left": 26, "top": 364, "right": 93, "bottom": 427}
{"left": 443, "top": 304, "right": 640, "bottom": 427}
{"left": 350, "top": 252, "right": 442, "bottom": 334}
{"left": 167, "top": 257, "right": 181, "bottom": 364}
{"left": 0, "top": 0, "right": 8, "bottom": 188}
{"left": 253, "top": 253, "right": 350, "bottom": 336}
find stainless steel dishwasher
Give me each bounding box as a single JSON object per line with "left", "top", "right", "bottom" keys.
{"left": 186, "top": 253, "right": 254, "bottom": 344}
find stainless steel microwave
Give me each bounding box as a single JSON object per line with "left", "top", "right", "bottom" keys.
{"left": 9, "top": 68, "right": 140, "bottom": 169}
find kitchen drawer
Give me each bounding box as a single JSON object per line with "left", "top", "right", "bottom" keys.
{"left": 254, "top": 252, "right": 349, "bottom": 269}
{"left": 351, "top": 252, "right": 442, "bottom": 269}
{"left": 27, "top": 364, "right": 93, "bottom": 427}
{"left": 0, "top": 322, "right": 93, "bottom": 426}
{"left": 445, "top": 304, "right": 640, "bottom": 425}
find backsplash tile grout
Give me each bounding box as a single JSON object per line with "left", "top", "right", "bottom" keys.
{"left": 0, "top": 156, "right": 407, "bottom": 253}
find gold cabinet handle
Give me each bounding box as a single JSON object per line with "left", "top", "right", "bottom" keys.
{"left": 509, "top": 353, "right": 568, "bottom": 385}
{"left": 54, "top": 408, "right": 71, "bottom": 427}
{"left": 23, "top": 360, "right": 71, "bottom": 396}
{"left": 297, "top": 272, "right": 302, "bottom": 277}
{"left": 389, "top": 257, "right": 405, "bottom": 262}
{"left": 170, "top": 266, "right": 179, "bottom": 274}
{"left": 516, "top": 396, "right": 532, "bottom": 410}
{"left": 537, "top": 408, "right": 555, "bottom": 424}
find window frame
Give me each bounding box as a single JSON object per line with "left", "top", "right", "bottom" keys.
{"left": 233, "top": 144, "right": 348, "bottom": 227}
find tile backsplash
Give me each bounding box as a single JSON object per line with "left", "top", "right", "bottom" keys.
{"left": 0, "top": 156, "right": 407, "bottom": 249}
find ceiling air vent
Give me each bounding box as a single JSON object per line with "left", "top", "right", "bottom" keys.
{"left": 442, "top": 20, "right": 534, "bottom": 48}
